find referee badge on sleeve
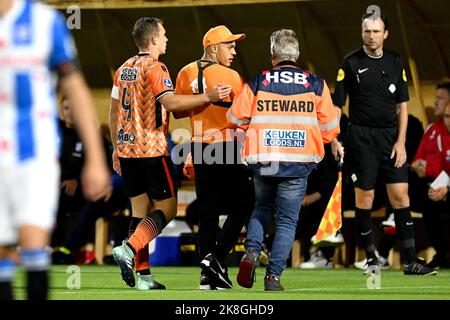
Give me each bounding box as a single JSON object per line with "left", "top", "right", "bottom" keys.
{"left": 337, "top": 68, "right": 345, "bottom": 82}
{"left": 389, "top": 84, "right": 396, "bottom": 94}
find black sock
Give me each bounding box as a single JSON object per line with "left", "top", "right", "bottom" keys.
{"left": 126, "top": 210, "right": 167, "bottom": 255}
{"left": 355, "top": 208, "right": 377, "bottom": 262}
{"left": 137, "top": 269, "right": 151, "bottom": 275}
{"left": 393, "top": 207, "right": 416, "bottom": 264}
{"left": 128, "top": 217, "right": 143, "bottom": 238}
{"left": 27, "top": 270, "right": 48, "bottom": 300}
{"left": 321, "top": 247, "right": 336, "bottom": 261}
{"left": 148, "top": 210, "right": 168, "bottom": 233}
{"left": 125, "top": 242, "right": 136, "bottom": 254}
{"left": 378, "top": 232, "right": 395, "bottom": 259}
{"left": 0, "top": 282, "right": 13, "bottom": 300}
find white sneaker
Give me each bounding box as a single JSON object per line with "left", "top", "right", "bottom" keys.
{"left": 136, "top": 274, "right": 166, "bottom": 290}
{"left": 311, "top": 231, "right": 344, "bottom": 245}
{"left": 381, "top": 213, "right": 396, "bottom": 227}
{"left": 299, "top": 251, "right": 333, "bottom": 269}
{"left": 354, "top": 253, "right": 389, "bottom": 270}
{"left": 363, "top": 262, "right": 380, "bottom": 276}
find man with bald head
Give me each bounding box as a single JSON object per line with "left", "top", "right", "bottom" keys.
{"left": 332, "top": 10, "right": 437, "bottom": 276}
{"left": 175, "top": 25, "right": 254, "bottom": 290}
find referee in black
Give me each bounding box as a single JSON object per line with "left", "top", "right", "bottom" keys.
{"left": 332, "top": 10, "right": 437, "bottom": 276}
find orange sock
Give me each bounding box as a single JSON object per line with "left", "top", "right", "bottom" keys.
{"left": 135, "top": 244, "right": 149, "bottom": 272}
{"left": 127, "top": 210, "right": 167, "bottom": 253}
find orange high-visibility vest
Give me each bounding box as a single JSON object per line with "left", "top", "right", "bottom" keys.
{"left": 227, "top": 62, "right": 339, "bottom": 164}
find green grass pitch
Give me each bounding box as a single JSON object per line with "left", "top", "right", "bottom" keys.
{"left": 12, "top": 265, "right": 450, "bottom": 300}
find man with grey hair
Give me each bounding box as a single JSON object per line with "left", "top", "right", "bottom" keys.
{"left": 270, "top": 29, "right": 299, "bottom": 61}
{"left": 227, "top": 29, "right": 339, "bottom": 291}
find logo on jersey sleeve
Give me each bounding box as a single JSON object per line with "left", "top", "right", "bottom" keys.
{"left": 163, "top": 78, "right": 173, "bottom": 88}
{"left": 264, "top": 129, "right": 306, "bottom": 148}
{"left": 388, "top": 84, "right": 396, "bottom": 94}
{"left": 402, "top": 69, "right": 407, "bottom": 82}
{"left": 120, "top": 68, "right": 138, "bottom": 81}
{"left": 337, "top": 68, "right": 345, "bottom": 81}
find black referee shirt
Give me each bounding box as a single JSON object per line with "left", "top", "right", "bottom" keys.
{"left": 332, "top": 47, "right": 409, "bottom": 128}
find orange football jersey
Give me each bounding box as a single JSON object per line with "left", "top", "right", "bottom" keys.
{"left": 112, "top": 54, "right": 174, "bottom": 158}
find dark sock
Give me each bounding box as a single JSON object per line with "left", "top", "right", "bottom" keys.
{"left": 355, "top": 208, "right": 377, "bottom": 262}
{"left": 126, "top": 217, "right": 142, "bottom": 255}
{"left": 148, "top": 209, "right": 168, "bottom": 233}
{"left": 0, "top": 258, "right": 14, "bottom": 300}
{"left": 21, "top": 249, "right": 50, "bottom": 300}
{"left": 137, "top": 269, "right": 151, "bottom": 275}
{"left": 125, "top": 242, "right": 136, "bottom": 255}
{"left": 378, "top": 232, "right": 395, "bottom": 259}
{"left": 321, "top": 246, "right": 336, "bottom": 260}
{"left": 393, "top": 207, "right": 416, "bottom": 264}
{"left": 128, "top": 217, "right": 142, "bottom": 238}
{"left": 27, "top": 270, "right": 48, "bottom": 300}
{"left": 127, "top": 210, "right": 168, "bottom": 253}
{"left": 0, "top": 282, "right": 13, "bottom": 300}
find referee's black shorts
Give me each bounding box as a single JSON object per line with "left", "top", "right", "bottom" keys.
{"left": 344, "top": 123, "right": 408, "bottom": 190}
{"left": 119, "top": 156, "right": 177, "bottom": 200}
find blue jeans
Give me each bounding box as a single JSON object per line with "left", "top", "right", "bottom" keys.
{"left": 245, "top": 174, "right": 308, "bottom": 277}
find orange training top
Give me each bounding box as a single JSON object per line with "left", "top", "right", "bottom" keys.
{"left": 175, "top": 60, "right": 244, "bottom": 144}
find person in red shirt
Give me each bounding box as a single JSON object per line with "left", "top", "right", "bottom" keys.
{"left": 412, "top": 83, "right": 450, "bottom": 178}
{"left": 411, "top": 83, "right": 450, "bottom": 269}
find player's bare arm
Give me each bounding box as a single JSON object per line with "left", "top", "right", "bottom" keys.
{"left": 159, "top": 84, "right": 231, "bottom": 112}
{"left": 109, "top": 98, "right": 121, "bottom": 175}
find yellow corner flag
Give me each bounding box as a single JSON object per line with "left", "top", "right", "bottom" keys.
{"left": 313, "top": 171, "right": 342, "bottom": 244}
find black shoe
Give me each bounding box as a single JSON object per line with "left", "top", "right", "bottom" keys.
{"left": 52, "top": 249, "right": 74, "bottom": 265}
{"left": 404, "top": 259, "right": 438, "bottom": 276}
{"left": 237, "top": 250, "right": 258, "bottom": 288}
{"left": 103, "top": 255, "right": 117, "bottom": 265}
{"left": 199, "top": 272, "right": 216, "bottom": 290}
{"left": 426, "top": 256, "right": 440, "bottom": 270}
{"left": 264, "top": 275, "right": 284, "bottom": 291}
{"left": 362, "top": 257, "right": 381, "bottom": 276}
{"left": 426, "top": 255, "right": 450, "bottom": 270}
{"left": 150, "top": 280, "right": 166, "bottom": 290}
{"left": 200, "top": 253, "right": 232, "bottom": 289}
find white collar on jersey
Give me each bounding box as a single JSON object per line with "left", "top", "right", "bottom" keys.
{"left": 363, "top": 46, "right": 384, "bottom": 59}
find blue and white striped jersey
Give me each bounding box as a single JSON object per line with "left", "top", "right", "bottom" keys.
{"left": 0, "top": 0, "right": 77, "bottom": 166}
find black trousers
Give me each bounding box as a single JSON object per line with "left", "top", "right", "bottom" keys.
{"left": 422, "top": 195, "right": 450, "bottom": 264}
{"left": 192, "top": 141, "right": 254, "bottom": 264}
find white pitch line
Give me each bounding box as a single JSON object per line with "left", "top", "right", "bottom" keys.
{"left": 52, "top": 285, "right": 450, "bottom": 294}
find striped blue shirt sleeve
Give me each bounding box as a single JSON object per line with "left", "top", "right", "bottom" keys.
{"left": 48, "top": 12, "right": 77, "bottom": 69}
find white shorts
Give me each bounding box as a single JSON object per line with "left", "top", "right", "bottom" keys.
{"left": 0, "top": 159, "right": 60, "bottom": 245}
